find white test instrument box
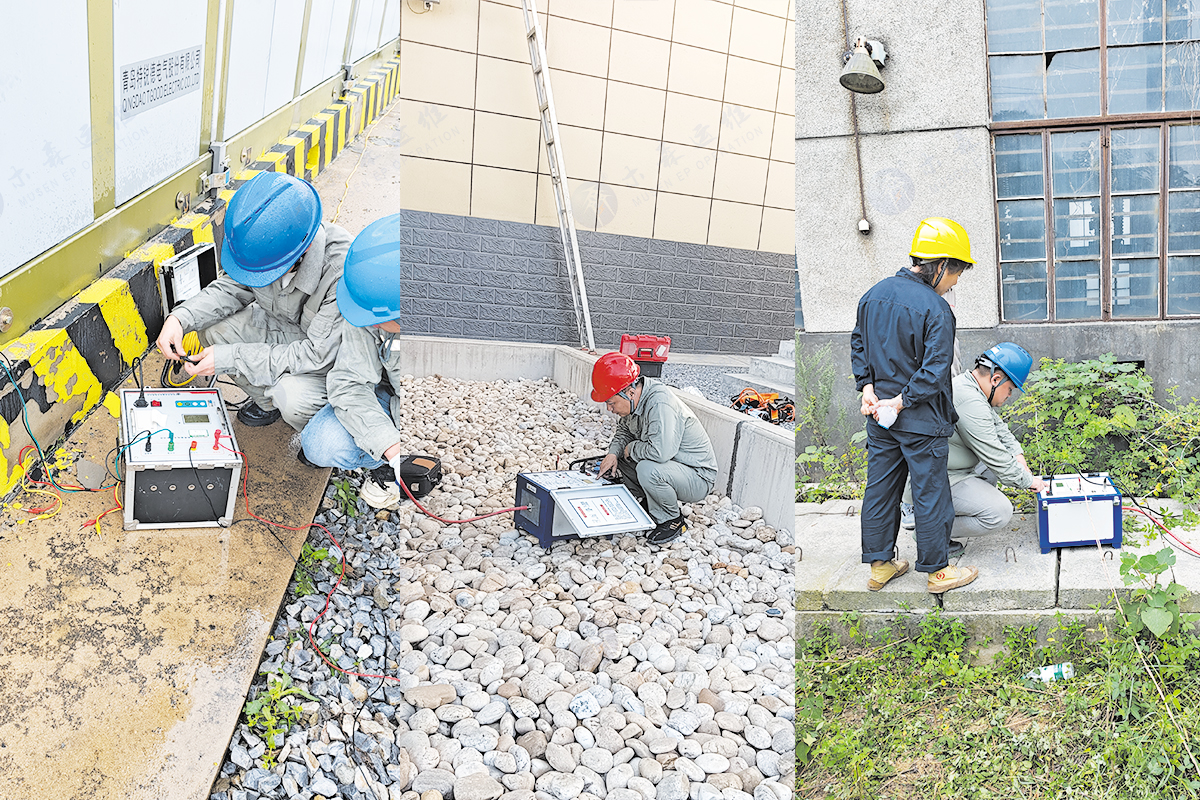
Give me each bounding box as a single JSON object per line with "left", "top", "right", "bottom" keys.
{"left": 1035, "top": 472, "right": 1123, "bottom": 554}
{"left": 119, "top": 388, "right": 242, "bottom": 530}
{"left": 515, "top": 470, "right": 655, "bottom": 548}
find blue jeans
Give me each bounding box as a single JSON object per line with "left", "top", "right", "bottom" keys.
{"left": 300, "top": 387, "right": 392, "bottom": 470}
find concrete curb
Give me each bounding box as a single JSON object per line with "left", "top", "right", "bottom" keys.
{"left": 0, "top": 59, "right": 401, "bottom": 496}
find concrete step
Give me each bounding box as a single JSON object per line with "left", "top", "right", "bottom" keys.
{"left": 723, "top": 371, "right": 795, "bottom": 401}
{"left": 746, "top": 354, "right": 794, "bottom": 385}
{"left": 777, "top": 338, "right": 794, "bottom": 360}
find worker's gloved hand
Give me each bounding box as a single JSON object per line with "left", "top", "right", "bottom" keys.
{"left": 388, "top": 453, "right": 408, "bottom": 486}
{"left": 599, "top": 453, "right": 619, "bottom": 478}
{"left": 157, "top": 315, "right": 186, "bottom": 361}
{"left": 182, "top": 347, "right": 216, "bottom": 377}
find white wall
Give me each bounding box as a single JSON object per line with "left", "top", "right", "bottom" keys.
{"left": 0, "top": 3, "right": 94, "bottom": 276}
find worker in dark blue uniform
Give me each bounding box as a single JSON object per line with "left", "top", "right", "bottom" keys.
{"left": 850, "top": 217, "right": 981, "bottom": 595}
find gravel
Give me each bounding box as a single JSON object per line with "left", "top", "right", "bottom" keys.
{"left": 209, "top": 374, "right": 795, "bottom": 800}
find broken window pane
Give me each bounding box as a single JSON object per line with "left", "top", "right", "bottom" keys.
{"left": 1048, "top": 49, "right": 1101, "bottom": 117}
{"left": 988, "top": 0, "right": 1044, "bottom": 51}
{"left": 1046, "top": 0, "right": 1100, "bottom": 50}
{"left": 1108, "top": 0, "right": 1164, "bottom": 44}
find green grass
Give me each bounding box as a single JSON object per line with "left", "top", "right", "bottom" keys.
{"left": 797, "top": 611, "right": 1200, "bottom": 799}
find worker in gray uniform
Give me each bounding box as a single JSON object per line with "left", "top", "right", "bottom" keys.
{"left": 299, "top": 214, "right": 413, "bottom": 508}
{"left": 591, "top": 352, "right": 718, "bottom": 545}
{"left": 942, "top": 343, "right": 1046, "bottom": 540}
{"left": 155, "top": 171, "right": 351, "bottom": 431}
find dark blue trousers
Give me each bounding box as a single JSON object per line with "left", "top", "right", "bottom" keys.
{"left": 861, "top": 421, "right": 954, "bottom": 574}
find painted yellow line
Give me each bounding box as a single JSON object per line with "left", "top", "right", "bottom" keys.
{"left": 75, "top": 279, "right": 149, "bottom": 366}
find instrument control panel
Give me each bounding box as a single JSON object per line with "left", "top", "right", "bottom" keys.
{"left": 120, "top": 389, "right": 240, "bottom": 467}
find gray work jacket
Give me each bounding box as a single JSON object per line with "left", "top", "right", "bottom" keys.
{"left": 607, "top": 379, "right": 718, "bottom": 486}
{"left": 171, "top": 222, "right": 352, "bottom": 385}
{"left": 325, "top": 320, "right": 404, "bottom": 460}
{"left": 947, "top": 371, "right": 1032, "bottom": 489}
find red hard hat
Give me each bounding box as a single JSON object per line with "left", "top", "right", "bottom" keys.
{"left": 591, "top": 352, "right": 640, "bottom": 402}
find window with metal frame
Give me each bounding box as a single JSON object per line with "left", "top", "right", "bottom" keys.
{"left": 987, "top": 0, "right": 1200, "bottom": 322}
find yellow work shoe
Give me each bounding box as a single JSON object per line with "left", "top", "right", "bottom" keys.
{"left": 867, "top": 559, "right": 909, "bottom": 591}
{"left": 927, "top": 564, "right": 979, "bottom": 594}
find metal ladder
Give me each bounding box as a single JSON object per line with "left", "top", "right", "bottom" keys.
{"left": 520, "top": 0, "right": 595, "bottom": 351}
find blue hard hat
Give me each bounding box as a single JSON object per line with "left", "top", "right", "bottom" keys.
{"left": 337, "top": 214, "right": 403, "bottom": 327}
{"left": 220, "top": 172, "right": 322, "bottom": 288}
{"left": 978, "top": 342, "right": 1033, "bottom": 392}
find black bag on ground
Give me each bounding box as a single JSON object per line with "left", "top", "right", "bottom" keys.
{"left": 395, "top": 455, "right": 442, "bottom": 499}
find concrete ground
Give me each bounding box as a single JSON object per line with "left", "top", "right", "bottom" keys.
{"left": 796, "top": 497, "right": 1200, "bottom": 644}
{"left": 0, "top": 353, "right": 330, "bottom": 800}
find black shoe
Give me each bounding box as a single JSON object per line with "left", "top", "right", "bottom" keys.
{"left": 237, "top": 401, "right": 281, "bottom": 427}
{"left": 949, "top": 539, "right": 965, "bottom": 559}
{"left": 297, "top": 448, "right": 317, "bottom": 468}
{"left": 647, "top": 514, "right": 688, "bottom": 545}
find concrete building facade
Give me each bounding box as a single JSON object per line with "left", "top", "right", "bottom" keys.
{"left": 797, "top": 0, "right": 1200, "bottom": 428}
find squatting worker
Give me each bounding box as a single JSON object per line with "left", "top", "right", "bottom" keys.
{"left": 941, "top": 343, "right": 1046, "bottom": 539}
{"left": 155, "top": 172, "right": 351, "bottom": 431}
{"left": 850, "top": 217, "right": 980, "bottom": 595}
{"left": 591, "top": 353, "right": 717, "bottom": 546}
{"left": 299, "top": 214, "right": 414, "bottom": 509}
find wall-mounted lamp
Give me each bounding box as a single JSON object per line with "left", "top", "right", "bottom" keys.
{"left": 840, "top": 37, "right": 887, "bottom": 94}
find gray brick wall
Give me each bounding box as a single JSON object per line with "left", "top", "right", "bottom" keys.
{"left": 396, "top": 210, "right": 793, "bottom": 355}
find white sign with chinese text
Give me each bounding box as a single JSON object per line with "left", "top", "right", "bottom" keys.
{"left": 113, "top": 0, "right": 207, "bottom": 205}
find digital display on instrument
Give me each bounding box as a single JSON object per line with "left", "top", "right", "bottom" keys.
{"left": 182, "top": 414, "right": 210, "bottom": 424}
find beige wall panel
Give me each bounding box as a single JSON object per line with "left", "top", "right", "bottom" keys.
{"left": 734, "top": 0, "right": 791, "bottom": 17}
{"left": 709, "top": 199, "right": 762, "bottom": 249}
{"left": 673, "top": 0, "right": 734, "bottom": 52}
{"left": 759, "top": 206, "right": 795, "bottom": 254}
{"left": 400, "top": 0, "right": 479, "bottom": 51}
{"left": 400, "top": 43, "right": 477, "bottom": 108}
{"left": 537, "top": 124, "right": 604, "bottom": 181}
{"left": 713, "top": 152, "right": 769, "bottom": 205}
{"left": 549, "top": 0, "right": 614, "bottom": 26}
{"left": 777, "top": 68, "right": 795, "bottom": 115}
{"left": 724, "top": 58, "right": 781, "bottom": 112}
{"left": 477, "top": 56, "right": 540, "bottom": 118}
{"left": 609, "top": 31, "right": 671, "bottom": 90}
{"left": 771, "top": 112, "right": 793, "bottom": 163}
{"left": 718, "top": 104, "right": 774, "bottom": 158}
{"left": 599, "top": 133, "right": 662, "bottom": 189}
{"left": 604, "top": 82, "right": 667, "bottom": 139}
{"left": 783, "top": 16, "right": 794, "bottom": 62}
{"left": 667, "top": 45, "right": 728, "bottom": 101}
{"left": 399, "top": 156, "right": 472, "bottom": 215}
{"left": 472, "top": 166, "right": 538, "bottom": 223}
{"left": 654, "top": 193, "right": 712, "bottom": 244}
{"left": 547, "top": 69, "right": 607, "bottom": 129}
{"left": 663, "top": 93, "right": 724, "bottom": 149}
{"left": 729, "top": 7, "right": 786, "bottom": 65}
{"left": 536, "top": 175, "right": 601, "bottom": 229}
{"left": 486, "top": 0, "right": 520, "bottom": 7}
{"left": 479, "top": 2, "right": 539, "bottom": 63}
{"left": 765, "top": 159, "right": 794, "bottom": 209}
{"left": 475, "top": 112, "right": 542, "bottom": 172}
{"left": 658, "top": 143, "right": 718, "bottom": 197}
{"left": 546, "top": 17, "right": 611, "bottom": 78}
{"left": 396, "top": 100, "right": 475, "bottom": 162}
{"left": 596, "top": 184, "right": 656, "bottom": 237}
{"left": 613, "top": 0, "right": 676, "bottom": 39}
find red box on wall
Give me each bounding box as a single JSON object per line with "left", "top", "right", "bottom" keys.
{"left": 619, "top": 334, "right": 671, "bottom": 378}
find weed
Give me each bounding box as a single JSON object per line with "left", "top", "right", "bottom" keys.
{"left": 1119, "top": 546, "right": 1197, "bottom": 639}
{"left": 243, "top": 670, "right": 317, "bottom": 768}
{"left": 331, "top": 476, "right": 359, "bottom": 517}
{"left": 292, "top": 542, "right": 342, "bottom": 596}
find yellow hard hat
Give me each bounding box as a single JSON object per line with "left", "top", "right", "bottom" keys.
{"left": 909, "top": 217, "right": 975, "bottom": 264}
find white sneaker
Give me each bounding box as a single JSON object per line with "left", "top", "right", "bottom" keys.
{"left": 359, "top": 467, "right": 401, "bottom": 510}
{"left": 900, "top": 502, "right": 915, "bottom": 530}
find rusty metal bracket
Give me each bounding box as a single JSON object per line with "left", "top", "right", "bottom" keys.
{"left": 1005, "top": 546, "right": 1017, "bottom": 563}
{"left": 0, "top": 308, "right": 13, "bottom": 333}
{"left": 175, "top": 192, "right": 190, "bottom": 215}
